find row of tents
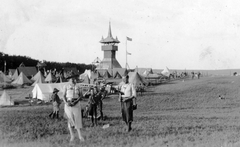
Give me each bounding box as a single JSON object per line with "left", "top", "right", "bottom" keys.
{"left": 0, "top": 66, "right": 172, "bottom": 88}
{"left": 31, "top": 71, "right": 147, "bottom": 102}
{"left": 0, "top": 71, "right": 60, "bottom": 86}
{"left": 0, "top": 67, "right": 172, "bottom": 106}
{"left": 0, "top": 70, "right": 150, "bottom": 105}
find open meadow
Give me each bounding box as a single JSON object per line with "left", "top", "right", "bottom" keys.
{"left": 1, "top": 76, "right": 240, "bottom": 147}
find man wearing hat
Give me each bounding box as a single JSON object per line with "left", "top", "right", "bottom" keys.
{"left": 49, "top": 88, "right": 61, "bottom": 119}
{"left": 119, "top": 75, "right": 137, "bottom": 132}
{"left": 63, "top": 73, "right": 85, "bottom": 142}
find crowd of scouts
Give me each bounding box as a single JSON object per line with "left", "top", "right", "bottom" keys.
{"left": 48, "top": 74, "right": 137, "bottom": 143}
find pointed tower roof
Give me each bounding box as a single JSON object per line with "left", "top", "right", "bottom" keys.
{"left": 108, "top": 22, "right": 113, "bottom": 37}
{"left": 100, "top": 22, "right": 120, "bottom": 44}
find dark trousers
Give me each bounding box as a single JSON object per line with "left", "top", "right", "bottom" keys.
{"left": 121, "top": 99, "right": 133, "bottom": 124}
{"left": 89, "top": 103, "right": 97, "bottom": 125}
{"left": 98, "top": 100, "right": 103, "bottom": 120}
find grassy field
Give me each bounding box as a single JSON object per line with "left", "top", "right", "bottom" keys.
{"left": 1, "top": 76, "right": 240, "bottom": 147}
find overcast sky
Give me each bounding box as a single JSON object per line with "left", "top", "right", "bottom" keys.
{"left": 1, "top": 0, "right": 240, "bottom": 70}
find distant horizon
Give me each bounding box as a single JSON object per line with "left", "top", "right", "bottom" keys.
{"left": 2, "top": 51, "right": 240, "bottom": 71}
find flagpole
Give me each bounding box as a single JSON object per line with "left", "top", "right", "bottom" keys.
{"left": 126, "top": 37, "right": 127, "bottom": 69}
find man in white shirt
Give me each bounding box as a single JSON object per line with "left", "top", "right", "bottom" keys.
{"left": 119, "top": 75, "right": 137, "bottom": 132}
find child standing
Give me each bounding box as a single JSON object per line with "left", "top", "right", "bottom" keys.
{"left": 87, "top": 86, "right": 100, "bottom": 127}
{"left": 49, "top": 88, "right": 61, "bottom": 119}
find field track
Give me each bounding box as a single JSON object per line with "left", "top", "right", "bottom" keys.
{"left": 1, "top": 76, "right": 240, "bottom": 147}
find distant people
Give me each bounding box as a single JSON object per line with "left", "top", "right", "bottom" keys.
{"left": 137, "top": 83, "right": 144, "bottom": 96}
{"left": 118, "top": 75, "right": 137, "bottom": 132}
{"left": 233, "top": 72, "right": 237, "bottom": 76}
{"left": 49, "top": 88, "right": 61, "bottom": 119}
{"left": 197, "top": 72, "right": 201, "bottom": 79}
{"left": 96, "top": 81, "right": 105, "bottom": 120}
{"left": 63, "top": 74, "right": 84, "bottom": 142}
{"left": 191, "top": 72, "right": 195, "bottom": 79}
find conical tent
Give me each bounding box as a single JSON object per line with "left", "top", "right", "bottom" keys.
{"left": 32, "top": 76, "right": 46, "bottom": 86}
{"left": 45, "top": 72, "right": 56, "bottom": 83}
{"left": 103, "top": 70, "right": 111, "bottom": 79}
{"left": 32, "top": 71, "right": 44, "bottom": 81}
{"left": 12, "top": 72, "right": 32, "bottom": 85}
{"left": 83, "top": 69, "right": 92, "bottom": 79}
{"left": 97, "top": 72, "right": 102, "bottom": 78}
{"left": 82, "top": 75, "right": 90, "bottom": 84}
{"left": 142, "top": 70, "right": 152, "bottom": 76}
{"left": 112, "top": 68, "right": 128, "bottom": 77}
{"left": 12, "top": 69, "right": 19, "bottom": 81}
{"left": 79, "top": 72, "right": 88, "bottom": 80}
{"left": 114, "top": 71, "right": 122, "bottom": 79}
{"left": 128, "top": 72, "right": 145, "bottom": 87}
{"left": 31, "top": 71, "right": 46, "bottom": 86}
{"left": 161, "top": 67, "right": 171, "bottom": 77}
{"left": 0, "top": 72, "right": 12, "bottom": 83}
{"left": 0, "top": 90, "right": 14, "bottom": 106}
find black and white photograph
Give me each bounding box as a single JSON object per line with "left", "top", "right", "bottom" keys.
{"left": 1, "top": 0, "right": 240, "bottom": 146}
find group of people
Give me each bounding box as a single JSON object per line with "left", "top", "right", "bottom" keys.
{"left": 191, "top": 71, "right": 201, "bottom": 79}
{"left": 48, "top": 74, "right": 137, "bottom": 143}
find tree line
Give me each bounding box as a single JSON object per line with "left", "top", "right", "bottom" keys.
{"left": 0, "top": 52, "right": 94, "bottom": 74}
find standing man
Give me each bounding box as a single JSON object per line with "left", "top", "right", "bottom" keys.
{"left": 119, "top": 75, "right": 137, "bottom": 132}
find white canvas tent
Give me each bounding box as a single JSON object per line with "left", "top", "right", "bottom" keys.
{"left": 83, "top": 69, "right": 92, "bottom": 79}
{"left": 32, "top": 82, "right": 93, "bottom": 101}
{"left": 32, "top": 71, "right": 45, "bottom": 81}
{"left": 0, "top": 71, "right": 12, "bottom": 83}
{"left": 32, "top": 82, "right": 68, "bottom": 101}
{"left": 79, "top": 72, "right": 88, "bottom": 80}
{"left": 81, "top": 75, "right": 90, "bottom": 84}
{"left": 161, "top": 67, "right": 171, "bottom": 77}
{"left": 45, "top": 72, "right": 56, "bottom": 83}
{"left": 32, "top": 71, "right": 46, "bottom": 86}
{"left": 0, "top": 90, "right": 14, "bottom": 106}
{"left": 12, "top": 72, "right": 32, "bottom": 85}
{"left": 128, "top": 72, "right": 146, "bottom": 87}
{"left": 12, "top": 69, "right": 19, "bottom": 81}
